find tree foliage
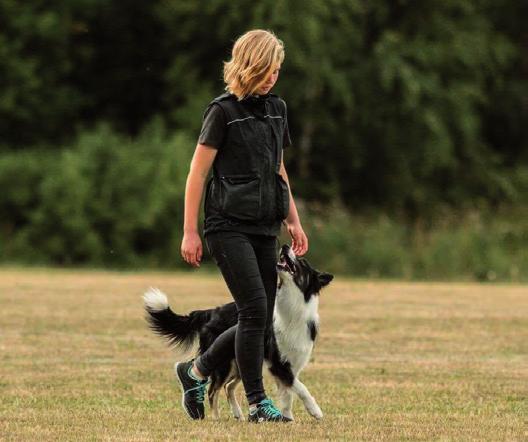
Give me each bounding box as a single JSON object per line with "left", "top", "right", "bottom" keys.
{"left": 1, "top": 0, "right": 525, "bottom": 214}
{"left": 0, "top": 0, "right": 527, "bottom": 269}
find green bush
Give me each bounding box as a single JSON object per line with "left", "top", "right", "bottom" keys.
{"left": 0, "top": 149, "right": 56, "bottom": 259}
{"left": 293, "top": 203, "right": 528, "bottom": 282}
{"left": 1, "top": 121, "right": 195, "bottom": 267}
{"left": 299, "top": 204, "right": 412, "bottom": 278}
{"left": 1, "top": 126, "right": 527, "bottom": 281}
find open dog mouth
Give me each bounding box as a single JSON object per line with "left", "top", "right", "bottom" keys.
{"left": 276, "top": 246, "right": 296, "bottom": 275}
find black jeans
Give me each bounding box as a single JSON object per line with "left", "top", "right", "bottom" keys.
{"left": 194, "top": 230, "right": 279, "bottom": 405}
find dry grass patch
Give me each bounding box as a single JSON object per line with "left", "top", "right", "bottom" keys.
{"left": 1, "top": 268, "right": 527, "bottom": 441}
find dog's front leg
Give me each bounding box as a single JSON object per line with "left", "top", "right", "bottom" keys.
{"left": 290, "top": 378, "right": 323, "bottom": 419}
{"left": 274, "top": 378, "right": 295, "bottom": 420}
{"left": 279, "top": 387, "right": 295, "bottom": 420}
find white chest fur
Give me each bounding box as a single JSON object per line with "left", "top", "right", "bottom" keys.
{"left": 273, "top": 283, "right": 319, "bottom": 375}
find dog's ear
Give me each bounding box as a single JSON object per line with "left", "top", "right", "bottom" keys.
{"left": 318, "top": 272, "right": 334, "bottom": 288}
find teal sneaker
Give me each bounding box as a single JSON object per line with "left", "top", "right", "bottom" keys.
{"left": 248, "top": 398, "right": 292, "bottom": 423}
{"left": 175, "top": 359, "right": 210, "bottom": 419}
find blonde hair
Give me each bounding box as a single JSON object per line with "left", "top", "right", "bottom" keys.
{"left": 224, "top": 29, "right": 284, "bottom": 99}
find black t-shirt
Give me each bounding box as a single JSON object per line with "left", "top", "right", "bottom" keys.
{"left": 198, "top": 102, "right": 292, "bottom": 150}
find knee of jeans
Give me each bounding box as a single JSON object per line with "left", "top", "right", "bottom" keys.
{"left": 238, "top": 295, "right": 267, "bottom": 328}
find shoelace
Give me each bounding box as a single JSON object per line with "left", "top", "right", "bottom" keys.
{"left": 185, "top": 368, "right": 210, "bottom": 403}
{"left": 258, "top": 398, "right": 282, "bottom": 419}
{"left": 195, "top": 380, "right": 208, "bottom": 403}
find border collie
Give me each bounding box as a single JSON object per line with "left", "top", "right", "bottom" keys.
{"left": 143, "top": 244, "right": 333, "bottom": 420}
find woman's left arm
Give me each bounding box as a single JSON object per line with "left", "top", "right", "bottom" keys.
{"left": 279, "top": 151, "right": 309, "bottom": 256}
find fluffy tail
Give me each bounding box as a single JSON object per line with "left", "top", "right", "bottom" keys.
{"left": 143, "top": 287, "right": 212, "bottom": 351}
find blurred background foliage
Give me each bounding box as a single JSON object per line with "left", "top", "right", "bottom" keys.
{"left": 0, "top": 0, "right": 527, "bottom": 280}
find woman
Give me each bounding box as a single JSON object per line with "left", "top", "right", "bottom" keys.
{"left": 177, "top": 29, "right": 308, "bottom": 422}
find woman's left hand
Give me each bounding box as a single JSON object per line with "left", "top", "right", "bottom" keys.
{"left": 285, "top": 221, "right": 308, "bottom": 256}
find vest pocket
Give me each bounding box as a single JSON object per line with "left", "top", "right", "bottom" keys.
{"left": 219, "top": 173, "right": 262, "bottom": 221}
{"left": 275, "top": 172, "right": 290, "bottom": 220}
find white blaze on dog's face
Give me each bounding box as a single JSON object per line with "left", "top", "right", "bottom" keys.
{"left": 276, "top": 244, "right": 333, "bottom": 302}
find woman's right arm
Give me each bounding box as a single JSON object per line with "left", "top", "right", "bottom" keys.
{"left": 181, "top": 143, "right": 218, "bottom": 267}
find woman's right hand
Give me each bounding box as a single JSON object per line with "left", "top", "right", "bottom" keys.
{"left": 181, "top": 143, "right": 218, "bottom": 268}
{"left": 181, "top": 231, "right": 203, "bottom": 267}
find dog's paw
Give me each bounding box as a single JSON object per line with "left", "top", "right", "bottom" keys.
{"left": 234, "top": 412, "right": 245, "bottom": 421}
{"left": 283, "top": 411, "right": 294, "bottom": 421}
{"left": 308, "top": 404, "right": 323, "bottom": 419}
{"left": 231, "top": 405, "right": 244, "bottom": 421}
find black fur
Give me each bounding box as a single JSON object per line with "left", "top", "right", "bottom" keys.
{"left": 285, "top": 255, "right": 333, "bottom": 303}
{"left": 308, "top": 320, "right": 318, "bottom": 341}
{"left": 145, "top": 307, "right": 213, "bottom": 351}
{"left": 197, "top": 302, "right": 238, "bottom": 354}
{"left": 266, "top": 333, "right": 295, "bottom": 387}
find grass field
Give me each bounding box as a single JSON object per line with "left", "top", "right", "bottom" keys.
{"left": 1, "top": 268, "right": 527, "bottom": 441}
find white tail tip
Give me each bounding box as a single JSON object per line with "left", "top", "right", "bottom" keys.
{"left": 143, "top": 287, "right": 169, "bottom": 312}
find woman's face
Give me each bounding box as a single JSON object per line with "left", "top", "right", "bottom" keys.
{"left": 255, "top": 66, "right": 280, "bottom": 95}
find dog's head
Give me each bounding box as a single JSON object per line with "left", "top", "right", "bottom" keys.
{"left": 276, "top": 244, "right": 333, "bottom": 302}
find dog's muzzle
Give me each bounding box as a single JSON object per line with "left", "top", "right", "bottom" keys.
{"left": 276, "top": 244, "right": 296, "bottom": 274}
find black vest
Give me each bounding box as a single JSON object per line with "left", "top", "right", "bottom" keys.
{"left": 203, "top": 92, "right": 290, "bottom": 237}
